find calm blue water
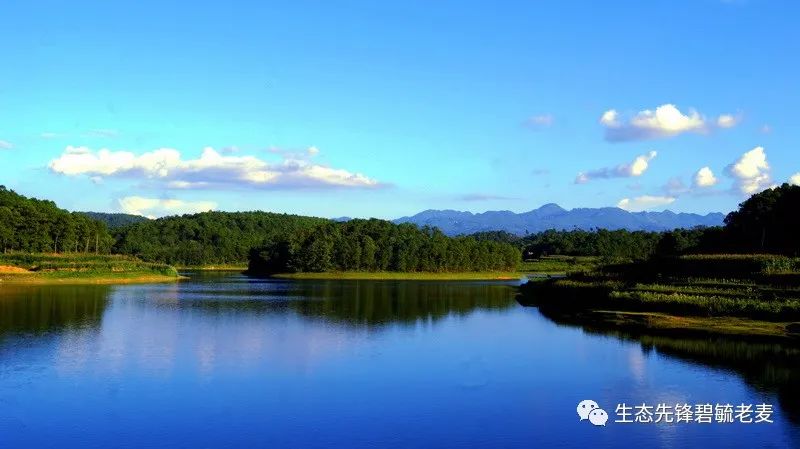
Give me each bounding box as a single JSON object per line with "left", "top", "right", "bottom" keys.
{"left": 1, "top": 273, "right": 798, "bottom": 448}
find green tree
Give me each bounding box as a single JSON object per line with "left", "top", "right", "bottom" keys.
{"left": 724, "top": 183, "right": 800, "bottom": 254}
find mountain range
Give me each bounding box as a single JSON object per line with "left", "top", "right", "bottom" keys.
{"left": 393, "top": 203, "right": 726, "bottom": 236}
{"left": 83, "top": 204, "right": 726, "bottom": 236}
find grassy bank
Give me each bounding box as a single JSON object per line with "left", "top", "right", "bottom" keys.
{"left": 519, "top": 256, "right": 600, "bottom": 275}
{"left": 266, "top": 256, "right": 600, "bottom": 281}
{"left": 0, "top": 253, "right": 182, "bottom": 285}
{"left": 545, "top": 309, "right": 797, "bottom": 340}
{"left": 272, "top": 271, "right": 523, "bottom": 281}
{"left": 176, "top": 264, "right": 248, "bottom": 271}
{"left": 519, "top": 254, "right": 800, "bottom": 338}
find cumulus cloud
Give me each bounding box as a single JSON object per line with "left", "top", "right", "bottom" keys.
{"left": 790, "top": 173, "right": 800, "bottom": 186}
{"left": 49, "top": 146, "right": 382, "bottom": 190}
{"left": 0, "top": 140, "right": 13, "bottom": 150}
{"left": 118, "top": 196, "right": 218, "bottom": 218}
{"left": 693, "top": 166, "right": 719, "bottom": 188}
{"left": 523, "top": 114, "right": 554, "bottom": 129}
{"left": 575, "top": 151, "right": 657, "bottom": 184}
{"left": 617, "top": 195, "right": 676, "bottom": 212}
{"left": 725, "top": 146, "right": 773, "bottom": 194}
{"left": 599, "top": 104, "right": 737, "bottom": 142}
{"left": 599, "top": 110, "right": 619, "bottom": 127}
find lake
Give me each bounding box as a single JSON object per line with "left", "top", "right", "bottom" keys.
{"left": 1, "top": 272, "right": 799, "bottom": 448}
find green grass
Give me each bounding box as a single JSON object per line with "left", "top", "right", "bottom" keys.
{"left": 608, "top": 290, "right": 800, "bottom": 319}
{"left": 519, "top": 256, "right": 600, "bottom": 274}
{"left": 0, "top": 253, "right": 180, "bottom": 284}
{"left": 606, "top": 254, "right": 800, "bottom": 280}
{"left": 519, "top": 255, "right": 800, "bottom": 323}
{"left": 175, "top": 264, "right": 248, "bottom": 271}
{"left": 524, "top": 277, "right": 800, "bottom": 320}
{"left": 272, "top": 271, "right": 523, "bottom": 280}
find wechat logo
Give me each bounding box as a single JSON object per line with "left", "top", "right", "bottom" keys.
{"left": 578, "top": 400, "right": 609, "bottom": 427}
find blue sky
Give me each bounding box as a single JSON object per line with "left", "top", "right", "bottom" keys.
{"left": 1, "top": 0, "right": 798, "bottom": 219}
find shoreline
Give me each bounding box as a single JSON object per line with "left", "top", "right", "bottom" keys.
{"left": 0, "top": 273, "right": 185, "bottom": 285}
{"left": 0, "top": 254, "right": 183, "bottom": 286}
{"left": 0, "top": 275, "right": 188, "bottom": 288}
{"left": 271, "top": 271, "right": 524, "bottom": 281}
{"left": 176, "top": 265, "right": 248, "bottom": 272}
{"left": 536, "top": 308, "right": 799, "bottom": 341}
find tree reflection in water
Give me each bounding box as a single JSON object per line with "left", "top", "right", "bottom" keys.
{"left": 0, "top": 285, "right": 111, "bottom": 336}
{"left": 532, "top": 305, "right": 800, "bottom": 425}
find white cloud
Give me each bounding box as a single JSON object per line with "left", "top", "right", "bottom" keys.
{"left": 118, "top": 196, "right": 218, "bottom": 218}
{"left": 617, "top": 195, "right": 676, "bottom": 212}
{"left": 693, "top": 166, "right": 719, "bottom": 188}
{"left": 790, "top": 173, "right": 800, "bottom": 186}
{"left": 599, "top": 110, "right": 619, "bottom": 127}
{"left": 49, "top": 146, "right": 382, "bottom": 189}
{"left": 716, "top": 114, "right": 740, "bottom": 128}
{"left": 0, "top": 140, "right": 13, "bottom": 150}
{"left": 575, "top": 150, "right": 657, "bottom": 184}
{"left": 524, "top": 114, "right": 554, "bottom": 129}
{"left": 725, "top": 146, "right": 773, "bottom": 194}
{"left": 599, "top": 104, "right": 736, "bottom": 142}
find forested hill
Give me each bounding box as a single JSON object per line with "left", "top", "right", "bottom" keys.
{"left": 80, "top": 212, "right": 150, "bottom": 229}
{"left": 248, "top": 219, "right": 520, "bottom": 274}
{"left": 1, "top": 186, "right": 519, "bottom": 270}
{"left": 0, "top": 186, "right": 111, "bottom": 253}
{"left": 113, "top": 211, "right": 328, "bottom": 266}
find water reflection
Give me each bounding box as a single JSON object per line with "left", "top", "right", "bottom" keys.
{"left": 2, "top": 276, "right": 799, "bottom": 447}
{"left": 1, "top": 277, "right": 519, "bottom": 377}
{"left": 533, "top": 306, "right": 800, "bottom": 425}
{"left": 288, "top": 280, "right": 517, "bottom": 326}
{"left": 0, "top": 285, "right": 110, "bottom": 336}
{"left": 133, "top": 275, "right": 519, "bottom": 328}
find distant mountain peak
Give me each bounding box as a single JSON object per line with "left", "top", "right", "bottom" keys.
{"left": 535, "top": 203, "right": 566, "bottom": 214}
{"left": 393, "top": 205, "right": 724, "bottom": 236}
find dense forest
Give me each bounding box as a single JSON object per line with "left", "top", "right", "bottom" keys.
{"left": 113, "top": 211, "right": 328, "bottom": 266}
{"left": 81, "top": 212, "right": 150, "bottom": 229}
{"left": 248, "top": 219, "right": 521, "bottom": 274}
{"left": 0, "top": 186, "right": 112, "bottom": 254}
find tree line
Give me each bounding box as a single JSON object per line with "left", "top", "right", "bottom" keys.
{"left": 2, "top": 182, "right": 797, "bottom": 270}
{"left": 0, "top": 186, "right": 111, "bottom": 254}
{"left": 248, "top": 218, "right": 521, "bottom": 274}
